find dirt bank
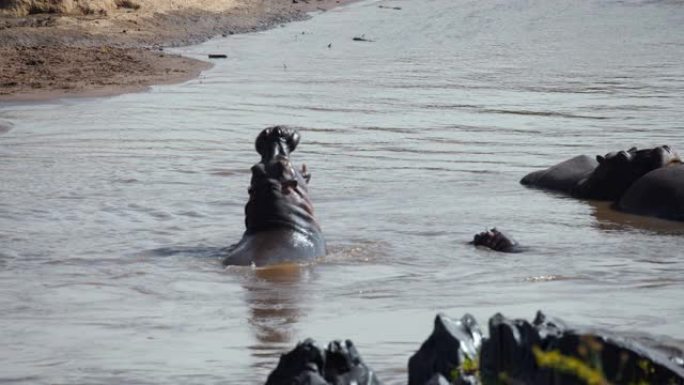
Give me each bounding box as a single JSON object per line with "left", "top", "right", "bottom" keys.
{"left": 0, "top": 0, "right": 355, "bottom": 101}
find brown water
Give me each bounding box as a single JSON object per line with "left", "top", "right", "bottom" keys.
{"left": 2, "top": 0, "right": 684, "bottom": 383}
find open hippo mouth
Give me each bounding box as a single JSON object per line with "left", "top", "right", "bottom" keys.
{"left": 256, "top": 126, "right": 312, "bottom": 195}
{"left": 256, "top": 125, "right": 301, "bottom": 164}
{"left": 245, "top": 126, "right": 318, "bottom": 234}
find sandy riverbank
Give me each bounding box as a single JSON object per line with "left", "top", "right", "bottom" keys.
{"left": 0, "top": 0, "right": 355, "bottom": 101}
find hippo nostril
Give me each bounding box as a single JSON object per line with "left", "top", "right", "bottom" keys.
{"left": 617, "top": 151, "right": 631, "bottom": 162}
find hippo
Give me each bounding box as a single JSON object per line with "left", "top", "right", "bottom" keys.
{"left": 520, "top": 154, "right": 599, "bottom": 196}
{"left": 471, "top": 228, "right": 522, "bottom": 253}
{"left": 618, "top": 165, "right": 684, "bottom": 221}
{"left": 576, "top": 145, "right": 681, "bottom": 200}
{"left": 521, "top": 145, "right": 680, "bottom": 201}
{"left": 222, "top": 126, "right": 326, "bottom": 266}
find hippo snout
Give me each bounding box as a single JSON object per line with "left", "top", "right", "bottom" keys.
{"left": 255, "top": 125, "right": 301, "bottom": 161}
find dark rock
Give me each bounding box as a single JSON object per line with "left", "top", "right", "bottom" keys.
{"left": 424, "top": 373, "right": 451, "bottom": 385}
{"left": 480, "top": 312, "right": 549, "bottom": 385}
{"left": 324, "top": 340, "right": 382, "bottom": 385}
{"left": 267, "top": 312, "right": 684, "bottom": 385}
{"left": 265, "top": 339, "right": 328, "bottom": 385}
{"left": 266, "top": 338, "right": 382, "bottom": 385}
{"left": 408, "top": 313, "right": 482, "bottom": 385}
{"left": 480, "top": 311, "right": 684, "bottom": 385}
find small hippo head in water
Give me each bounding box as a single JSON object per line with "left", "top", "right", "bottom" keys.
{"left": 472, "top": 228, "right": 521, "bottom": 253}
{"left": 576, "top": 145, "right": 680, "bottom": 200}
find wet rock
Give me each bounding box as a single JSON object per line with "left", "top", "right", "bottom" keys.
{"left": 408, "top": 313, "right": 482, "bottom": 385}
{"left": 324, "top": 340, "right": 381, "bottom": 385}
{"left": 480, "top": 311, "right": 684, "bottom": 385}
{"left": 424, "top": 373, "right": 451, "bottom": 385}
{"left": 265, "top": 338, "right": 327, "bottom": 385}
{"left": 480, "top": 312, "right": 548, "bottom": 385}
{"left": 267, "top": 313, "right": 684, "bottom": 385}
{"left": 266, "top": 338, "right": 382, "bottom": 385}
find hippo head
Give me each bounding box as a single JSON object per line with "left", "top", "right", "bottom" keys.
{"left": 577, "top": 145, "right": 680, "bottom": 200}
{"left": 255, "top": 125, "right": 301, "bottom": 163}
{"left": 472, "top": 228, "right": 520, "bottom": 253}
{"left": 245, "top": 126, "right": 316, "bottom": 233}
{"left": 253, "top": 126, "right": 310, "bottom": 190}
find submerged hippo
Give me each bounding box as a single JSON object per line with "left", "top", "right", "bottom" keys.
{"left": 222, "top": 126, "right": 326, "bottom": 266}
{"left": 521, "top": 145, "right": 680, "bottom": 200}
{"left": 471, "top": 228, "right": 522, "bottom": 253}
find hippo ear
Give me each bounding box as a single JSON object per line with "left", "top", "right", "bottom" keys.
{"left": 596, "top": 155, "right": 605, "bottom": 163}
{"left": 255, "top": 128, "right": 270, "bottom": 158}
{"left": 287, "top": 130, "right": 301, "bottom": 153}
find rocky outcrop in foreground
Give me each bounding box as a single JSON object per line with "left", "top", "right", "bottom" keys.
{"left": 265, "top": 339, "right": 381, "bottom": 385}
{"left": 266, "top": 311, "right": 684, "bottom": 385}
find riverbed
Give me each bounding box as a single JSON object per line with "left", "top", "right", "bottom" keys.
{"left": 1, "top": 0, "right": 684, "bottom": 383}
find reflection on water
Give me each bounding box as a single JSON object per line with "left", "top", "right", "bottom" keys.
{"left": 2, "top": 0, "right": 684, "bottom": 383}
{"left": 590, "top": 200, "right": 684, "bottom": 235}
{"left": 244, "top": 264, "right": 310, "bottom": 347}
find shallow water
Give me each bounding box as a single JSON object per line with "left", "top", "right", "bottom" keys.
{"left": 2, "top": 0, "right": 684, "bottom": 383}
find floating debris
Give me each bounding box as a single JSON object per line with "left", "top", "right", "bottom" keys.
{"left": 352, "top": 34, "right": 374, "bottom": 42}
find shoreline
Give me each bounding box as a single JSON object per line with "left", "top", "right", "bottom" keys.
{"left": 0, "top": 0, "right": 358, "bottom": 102}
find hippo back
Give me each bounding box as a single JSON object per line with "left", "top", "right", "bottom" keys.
{"left": 617, "top": 165, "right": 684, "bottom": 221}
{"left": 520, "top": 155, "right": 598, "bottom": 194}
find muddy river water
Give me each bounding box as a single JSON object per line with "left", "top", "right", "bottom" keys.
{"left": 1, "top": 0, "right": 684, "bottom": 383}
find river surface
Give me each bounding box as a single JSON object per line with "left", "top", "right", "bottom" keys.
{"left": 2, "top": 0, "right": 684, "bottom": 383}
